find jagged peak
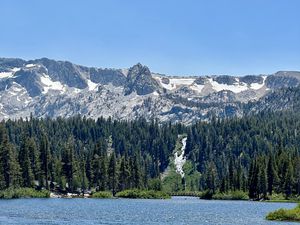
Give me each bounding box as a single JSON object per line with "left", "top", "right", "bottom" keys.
{"left": 128, "top": 63, "right": 150, "bottom": 75}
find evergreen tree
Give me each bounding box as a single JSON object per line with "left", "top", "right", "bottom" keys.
{"left": 267, "top": 154, "right": 278, "bottom": 195}
{"left": 19, "top": 136, "right": 34, "bottom": 187}
{"left": 108, "top": 152, "right": 117, "bottom": 195}
{"left": 40, "top": 133, "right": 51, "bottom": 189}
{"left": 0, "top": 131, "right": 21, "bottom": 189}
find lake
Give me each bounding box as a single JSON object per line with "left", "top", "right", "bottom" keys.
{"left": 0, "top": 197, "right": 296, "bottom": 225}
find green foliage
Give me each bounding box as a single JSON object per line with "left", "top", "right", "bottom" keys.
{"left": 0, "top": 111, "right": 300, "bottom": 200}
{"left": 186, "top": 111, "right": 300, "bottom": 199}
{"left": 91, "top": 191, "right": 113, "bottom": 198}
{"left": 266, "top": 193, "right": 300, "bottom": 202}
{"left": 182, "top": 161, "right": 200, "bottom": 192}
{"left": 200, "top": 190, "right": 214, "bottom": 199}
{"left": 162, "top": 167, "right": 183, "bottom": 193}
{"left": 0, "top": 117, "right": 180, "bottom": 196}
{"left": 0, "top": 188, "right": 50, "bottom": 199}
{"left": 266, "top": 204, "right": 300, "bottom": 222}
{"left": 148, "top": 178, "right": 162, "bottom": 191}
{"left": 212, "top": 191, "right": 249, "bottom": 200}
{"left": 116, "top": 189, "right": 170, "bottom": 199}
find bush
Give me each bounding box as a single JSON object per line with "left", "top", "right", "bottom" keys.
{"left": 0, "top": 188, "right": 50, "bottom": 199}
{"left": 266, "top": 204, "right": 300, "bottom": 222}
{"left": 148, "top": 178, "right": 162, "bottom": 191}
{"left": 91, "top": 191, "right": 113, "bottom": 198}
{"left": 267, "top": 193, "right": 300, "bottom": 202}
{"left": 116, "top": 189, "right": 170, "bottom": 199}
{"left": 200, "top": 190, "right": 214, "bottom": 199}
{"left": 212, "top": 191, "right": 249, "bottom": 200}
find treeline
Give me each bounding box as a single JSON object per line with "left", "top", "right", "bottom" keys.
{"left": 185, "top": 111, "right": 300, "bottom": 199}
{"left": 0, "top": 116, "right": 183, "bottom": 194}
{"left": 0, "top": 111, "right": 300, "bottom": 199}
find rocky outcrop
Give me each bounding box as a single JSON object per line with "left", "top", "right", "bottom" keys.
{"left": 124, "top": 63, "right": 160, "bottom": 95}
{"left": 0, "top": 57, "right": 299, "bottom": 124}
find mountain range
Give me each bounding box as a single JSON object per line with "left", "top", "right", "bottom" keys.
{"left": 0, "top": 57, "right": 299, "bottom": 124}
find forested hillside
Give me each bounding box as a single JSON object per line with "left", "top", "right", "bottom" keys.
{"left": 0, "top": 112, "right": 300, "bottom": 199}
{"left": 0, "top": 116, "right": 183, "bottom": 194}
{"left": 185, "top": 111, "right": 300, "bottom": 199}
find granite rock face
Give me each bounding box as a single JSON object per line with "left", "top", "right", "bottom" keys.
{"left": 0, "top": 57, "right": 299, "bottom": 124}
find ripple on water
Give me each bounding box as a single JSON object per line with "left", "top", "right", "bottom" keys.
{"left": 0, "top": 197, "right": 297, "bottom": 225}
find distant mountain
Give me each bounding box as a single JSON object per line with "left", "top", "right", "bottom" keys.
{"left": 0, "top": 57, "right": 299, "bottom": 123}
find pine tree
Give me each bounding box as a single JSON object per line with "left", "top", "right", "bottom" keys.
{"left": 204, "top": 162, "right": 217, "bottom": 193}
{"left": 0, "top": 132, "right": 21, "bottom": 188}
{"left": 258, "top": 161, "right": 268, "bottom": 199}
{"left": 62, "top": 139, "right": 78, "bottom": 192}
{"left": 40, "top": 133, "right": 51, "bottom": 189}
{"left": 108, "top": 152, "right": 117, "bottom": 195}
{"left": 284, "top": 161, "right": 294, "bottom": 198}
{"left": 19, "top": 136, "right": 34, "bottom": 187}
{"left": 119, "top": 155, "right": 130, "bottom": 191}
{"left": 27, "top": 138, "right": 42, "bottom": 185}
{"left": 131, "top": 154, "right": 142, "bottom": 189}
{"left": 248, "top": 160, "right": 259, "bottom": 199}
{"left": 267, "top": 154, "right": 278, "bottom": 195}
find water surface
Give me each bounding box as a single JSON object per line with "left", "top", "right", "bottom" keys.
{"left": 0, "top": 196, "right": 296, "bottom": 225}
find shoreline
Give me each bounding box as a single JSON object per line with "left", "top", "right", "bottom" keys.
{"left": 1, "top": 188, "right": 298, "bottom": 203}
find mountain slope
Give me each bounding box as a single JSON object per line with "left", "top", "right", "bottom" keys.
{"left": 0, "top": 57, "right": 299, "bottom": 123}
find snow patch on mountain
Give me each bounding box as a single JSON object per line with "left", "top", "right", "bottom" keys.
{"left": 154, "top": 76, "right": 196, "bottom": 90}
{"left": 0, "top": 67, "right": 21, "bottom": 79}
{"left": 190, "top": 83, "right": 205, "bottom": 93}
{"left": 0, "top": 71, "right": 13, "bottom": 79}
{"left": 87, "top": 79, "right": 98, "bottom": 91}
{"left": 25, "top": 64, "right": 37, "bottom": 68}
{"left": 209, "top": 78, "right": 248, "bottom": 93}
{"left": 152, "top": 91, "right": 159, "bottom": 96}
{"left": 40, "top": 74, "right": 65, "bottom": 94}
{"left": 250, "top": 76, "right": 267, "bottom": 90}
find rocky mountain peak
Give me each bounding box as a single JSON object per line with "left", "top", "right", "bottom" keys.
{"left": 0, "top": 57, "right": 300, "bottom": 124}
{"left": 124, "top": 63, "right": 160, "bottom": 95}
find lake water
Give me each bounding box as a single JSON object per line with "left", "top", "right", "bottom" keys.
{"left": 0, "top": 196, "right": 296, "bottom": 225}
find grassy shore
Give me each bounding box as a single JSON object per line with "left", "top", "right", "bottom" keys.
{"left": 199, "top": 190, "right": 249, "bottom": 200}
{"left": 266, "top": 204, "right": 300, "bottom": 222}
{"left": 116, "top": 189, "right": 170, "bottom": 199}
{"left": 211, "top": 191, "right": 249, "bottom": 200}
{"left": 264, "top": 193, "right": 300, "bottom": 203}
{"left": 0, "top": 188, "right": 50, "bottom": 199}
{"left": 91, "top": 191, "right": 113, "bottom": 198}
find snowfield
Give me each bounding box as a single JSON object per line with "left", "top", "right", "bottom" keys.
{"left": 154, "top": 75, "right": 267, "bottom": 94}
{"left": 40, "top": 74, "right": 65, "bottom": 94}
{"left": 87, "top": 79, "right": 98, "bottom": 91}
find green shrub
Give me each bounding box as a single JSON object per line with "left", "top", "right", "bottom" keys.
{"left": 266, "top": 204, "right": 300, "bottom": 222}
{"left": 91, "top": 191, "right": 113, "bottom": 198}
{"left": 0, "top": 188, "right": 50, "bottom": 199}
{"left": 267, "top": 193, "right": 300, "bottom": 202}
{"left": 200, "top": 190, "right": 214, "bottom": 199}
{"left": 148, "top": 178, "right": 162, "bottom": 191}
{"left": 212, "top": 191, "right": 249, "bottom": 200}
{"left": 116, "top": 189, "right": 170, "bottom": 199}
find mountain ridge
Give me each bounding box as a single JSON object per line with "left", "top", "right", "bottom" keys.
{"left": 0, "top": 57, "right": 299, "bottom": 123}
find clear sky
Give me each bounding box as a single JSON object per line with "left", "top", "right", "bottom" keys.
{"left": 1, "top": 0, "right": 299, "bottom": 76}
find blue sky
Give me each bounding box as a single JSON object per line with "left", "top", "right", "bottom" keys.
{"left": 1, "top": 0, "right": 299, "bottom": 75}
